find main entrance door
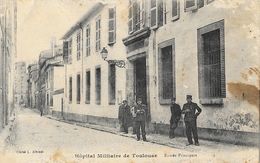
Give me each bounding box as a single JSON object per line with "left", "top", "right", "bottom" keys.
{"left": 134, "top": 57, "right": 147, "bottom": 104}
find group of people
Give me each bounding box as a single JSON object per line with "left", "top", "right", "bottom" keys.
{"left": 118, "top": 95, "right": 202, "bottom": 146}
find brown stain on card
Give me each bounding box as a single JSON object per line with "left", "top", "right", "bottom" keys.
{"left": 228, "top": 82, "right": 260, "bottom": 109}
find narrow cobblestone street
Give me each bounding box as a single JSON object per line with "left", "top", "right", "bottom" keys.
{"left": 0, "top": 108, "right": 257, "bottom": 163}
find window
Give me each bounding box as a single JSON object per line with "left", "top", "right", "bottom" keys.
{"left": 69, "top": 77, "right": 72, "bottom": 103}
{"left": 128, "top": 0, "right": 145, "bottom": 34}
{"left": 198, "top": 20, "right": 225, "bottom": 104}
{"left": 172, "top": 0, "right": 180, "bottom": 21}
{"left": 85, "top": 71, "right": 91, "bottom": 104}
{"left": 184, "top": 0, "right": 197, "bottom": 12}
{"left": 158, "top": 39, "right": 175, "bottom": 104}
{"left": 108, "top": 64, "right": 116, "bottom": 105}
{"left": 86, "top": 25, "right": 91, "bottom": 56}
{"left": 95, "top": 67, "right": 101, "bottom": 104}
{"left": 95, "top": 16, "right": 101, "bottom": 52}
{"left": 108, "top": 7, "right": 116, "bottom": 45}
{"left": 150, "top": 0, "right": 164, "bottom": 29}
{"left": 77, "top": 31, "right": 81, "bottom": 60}
{"left": 76, "top": 74, "right": 81, "bottom": 103}
{"left": 47, "top": 94, "right": 49, "bottom": 106}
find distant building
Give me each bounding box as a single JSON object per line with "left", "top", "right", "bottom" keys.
{"left": 37, "top": 45, "right": 64, "bottom": 115}
{"left": 14, "top": 62, "right": 28, "bottom": 107}
{"left": 27, "top": 63, "right": 38, "bottom": 108}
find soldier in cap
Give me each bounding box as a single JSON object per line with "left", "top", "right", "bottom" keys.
{"left": 134, "top": 98, "right": 147, "bottom": 141}
{"left": 169, "top": 97, "right": 181, "bottom": 139}
{"left": 182, "top": 95, "right": 202, "bottom": 146}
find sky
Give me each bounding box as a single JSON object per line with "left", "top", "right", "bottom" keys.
{"left": 17, "top": 0, "right": 96, "bottom": 63}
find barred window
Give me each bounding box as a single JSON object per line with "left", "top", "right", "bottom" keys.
{"left": 76, "top": 74, "right": 81, "bottom": 104}
{"left": 85, "top": 71, "right": 91, "bottom": 104}
{"left": 198, "top": 20, "right": 226, "bottom": 104}
{"left": 95, "top": 67, "right": 101, "bottom": 104}
{"left": 69, "top": 77, "right": 72, "bottom": 103}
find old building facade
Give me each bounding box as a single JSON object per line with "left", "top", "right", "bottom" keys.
{"left": 27, "top": 63, "right": 38, "bottom": 108}
{"left": 57, "top": 0, "right": 259, "bottom": 145}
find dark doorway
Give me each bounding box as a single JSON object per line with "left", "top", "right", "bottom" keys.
{"left": 134, "top": 57, "right": 147, "bottom": 104}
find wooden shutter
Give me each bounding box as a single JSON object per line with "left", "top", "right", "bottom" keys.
{"left": 184, "top": 0, "right": 197, "bottom": 12}
{"left": 219, "top": 20, "right": 226, "bottom": 97}
{"left": 108, "top": 7, "right": 116, "bottom": 44}
{"left": 63, "top": 41, "right": 68, "bottom": 64}
{"left": 172, "top": 0, "right": 179, "bottom": 21}
{"left": 140, "top": 0, "right": 145, "bottom": 28}
{"left": 150, "top": 0, "right": 157, "bottom": 29}
{"left": 128, "top": 0, "right": 133, "bottom": 33}
{"left": 157, "top": 0, "right": 164, "bottom": 27}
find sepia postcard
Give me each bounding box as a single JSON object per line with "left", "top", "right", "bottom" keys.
{"left": 0, "top": 0, "right": 259, "bottom": 162}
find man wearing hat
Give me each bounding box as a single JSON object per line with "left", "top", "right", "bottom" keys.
{"left": 169, "top": 97, "right": 181, "bottom": 139}
{"left": 134, "top": 98, "right": 147, "bottom": 141}
{"left": 182, "top": 95, "right": 202, "bottom": 146}
{"left": 118, "top": 100, "right": 131, "bottom": 133}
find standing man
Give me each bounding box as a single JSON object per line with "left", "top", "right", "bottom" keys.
{"left": 118, "top": 100, "right": 131, "bottom": 133}
{"left": 134, "top": 98, "right": 147, "bottom": 141}
{"left": 169, "top": 97, "right": 181, "bottom": 139}
{"left": 182, "top": 95, "right": 202, "bottom": 146}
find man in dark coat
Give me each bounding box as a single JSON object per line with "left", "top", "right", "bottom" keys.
{"left": 169, "top": 97, "right": 181, "bottom": 139}
{"left": 134, "top": 98, "right": 147, "bottom": 141}
{"left": 182, "top": 95, "right": 202, "bottom": 146}
{"left": 118, "top": 100, "right": 131, "bottom": 133}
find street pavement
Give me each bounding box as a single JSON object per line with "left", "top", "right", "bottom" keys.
{"left": 0, "top": 108, "right": 258, "bottom": 163}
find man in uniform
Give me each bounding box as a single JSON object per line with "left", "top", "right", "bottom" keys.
{"left": 134, "top": 98, "right": 147, "bottom": 141}
{"left": 118, "top": 100, "right": 131, "bottom": 133}
{"left": 169, "top": 97, "right": 181, "bottom": 139}
{"left": 182, "top": 95, "right": 202, "bottom": 146}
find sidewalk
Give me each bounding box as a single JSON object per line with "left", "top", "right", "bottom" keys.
{"left": 45, "top": 114, "right": 257, "bottom": 153}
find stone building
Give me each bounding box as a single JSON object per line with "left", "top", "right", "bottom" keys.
{"left": 14, "top": 62, "right": 28, "bottom": 107}
{"left": 0, "top": 0, "right": 17, "bottom": 130}
{"left": 60, "top": 1, "right": 128, "bottom": 126}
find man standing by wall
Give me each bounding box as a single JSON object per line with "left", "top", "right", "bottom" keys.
{"left": 134, "top": 98, "right": 147, "bottom": 141}
{"left": 169, "top": 98, "right": 181, "bottom": 139}
{"left": 182, "top": 95, "right": 202, "bottom": 146}
{"left": 118, "top": 100, "right": 131, "bottom": 134}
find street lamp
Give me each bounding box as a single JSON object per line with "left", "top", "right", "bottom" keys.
{"left": 100, "top": 47, "right": 126, "bottom": 68}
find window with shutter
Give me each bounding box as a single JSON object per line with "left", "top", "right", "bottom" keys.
{"left": 172, "top": 0, "right": 180, "bottom": 21}
{"left": 68, "top": 39, "right": 72, "bottom": 63}
{"left": 150, "top": 0, "right": 157, "bottom": 29}
{"left": 95, "top": 16, "right": 101, "bottom": 52}
{"left": 140, "top": 0, "right": 145, "bottom": 27}
{"left": 76, "top": 31, "right": 81, "bottom": 60}
{"left": 184, "top": 0, "right": 197, "bottom": 12}
{"left": 63, "top": 41, "right": 68, "bottom": 63}
{"left": 157, "top": 0, "right": 164, "bottom": 27}
{"left": 128, "top": 0, "right": 133, "bottom": 33}
{"left": 108, "top": 7, "right": 116, "bottom": 45}
{"left": 198, "top": 20, "right": 226, "bottom": 104}
{"left": 86, "top": 25, "right": 91, "bottom": 56}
